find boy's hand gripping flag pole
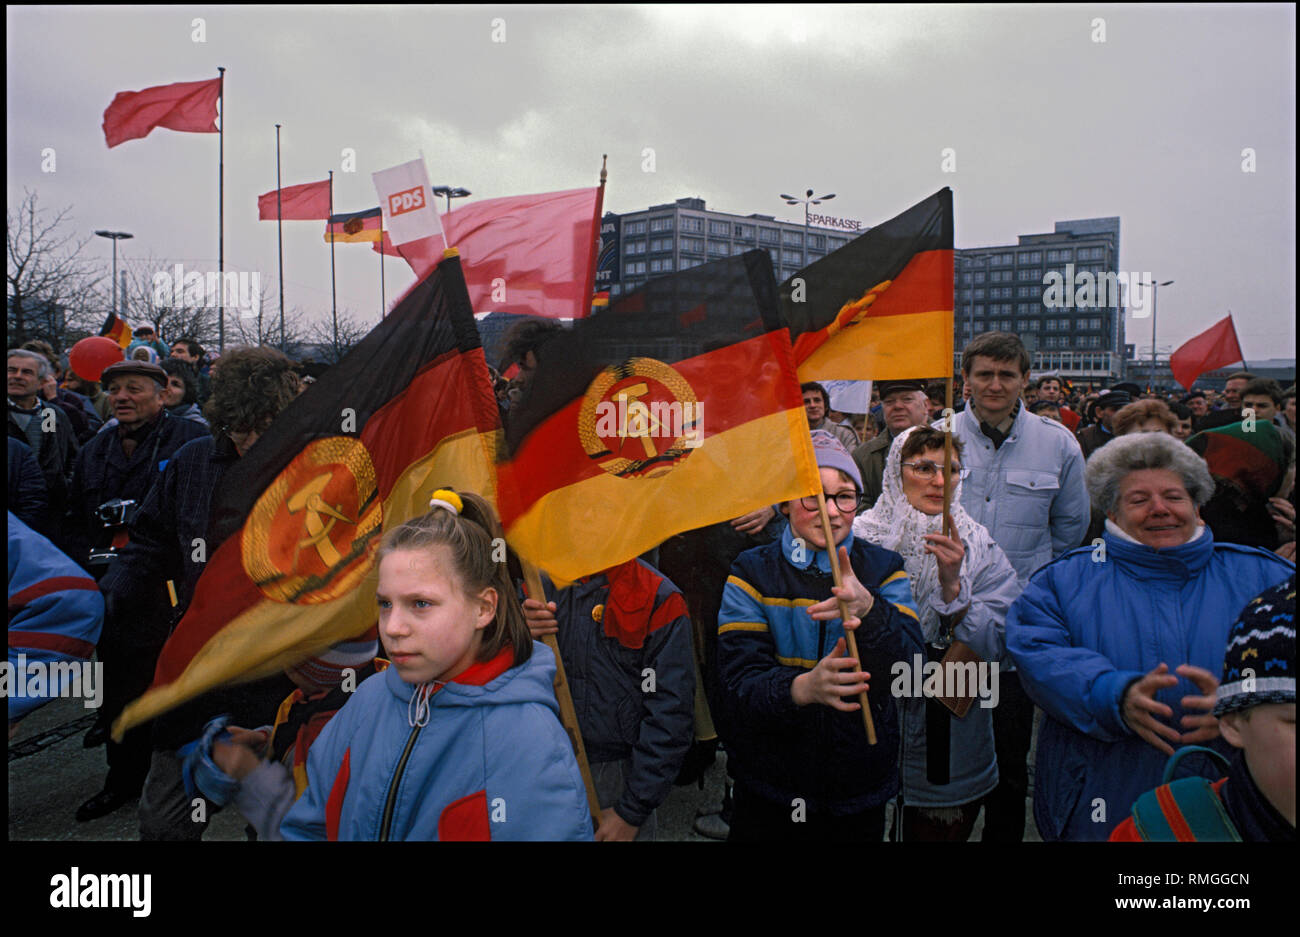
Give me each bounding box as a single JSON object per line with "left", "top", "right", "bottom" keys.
{"left": 815, "top": 495, "right": 878, "bottom": 745}
{"left": 519, "top": 559, "right": 603, "bottom": 826}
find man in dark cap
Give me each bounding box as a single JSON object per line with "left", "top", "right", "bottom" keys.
{"left": 1183, "top": 390, "right": 1210, "bottom": 431}
{"left": 68, "top": 359, "right": 208, "bottom": 821}
{"left": 850, "top": 378, "right": 932, "bottom": 510}
{"left": 1075, "top": 388, "right": 1131, "bottom": 458}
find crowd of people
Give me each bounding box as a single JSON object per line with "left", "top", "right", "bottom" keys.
{"left": 6, "top": 323, "right": 1295, "bottom": 843}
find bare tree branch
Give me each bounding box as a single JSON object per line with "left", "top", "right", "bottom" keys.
{"left": 7, "top": 189, "right": 105, "bottom": 353}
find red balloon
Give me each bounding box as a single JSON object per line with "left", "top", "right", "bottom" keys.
{"left": 69, "top": 336, "right": 124, "bottom": 382}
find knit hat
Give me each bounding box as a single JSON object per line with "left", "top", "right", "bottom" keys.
{"left": 1214, "top": 574, "right": 1295, "bottom": 717}
{"left": 810, "top": 429, "right": 863, "bottom": 491}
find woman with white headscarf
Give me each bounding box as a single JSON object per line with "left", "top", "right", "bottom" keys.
{"left": 853, "top": 424, "right": 1021, "bottom": 841}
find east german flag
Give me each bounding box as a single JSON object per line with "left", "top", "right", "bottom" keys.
{"left": 324, "top": 207, "right": 384, "bottom": 244}
{"left": 114, "top": 250, "right": 500, "bottom": 737}
{"left": 99, "top": 312, "right": 132, "bottom": 348}
{"left": 497, "top": 249, "right": 821, "bottom": 583}
{"left": 783, "top": 188, "right": 954, "bottom": 381}
{"left": 1187, "top": 419, "right": 1287, "bottom": 500}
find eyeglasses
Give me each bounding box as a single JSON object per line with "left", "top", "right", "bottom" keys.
{"left": 798, "top": 492, "right": 862, "bottom": 513}
{"left": 902, "top": 460, "right": 967, "bottom": 480}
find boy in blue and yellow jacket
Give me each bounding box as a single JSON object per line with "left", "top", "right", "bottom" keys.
{"left": 716, "top": 432, "right": 924, "bottom": 840}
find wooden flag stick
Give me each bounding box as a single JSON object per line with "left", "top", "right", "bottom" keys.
{"left": 815, "top": 492, "right": 878, "bottom": 745}
{"left": 942, "top": 377, "right": 955, "bottom": 538}
{"left": 519, "top": 558, "right": 603, "bottom": 826}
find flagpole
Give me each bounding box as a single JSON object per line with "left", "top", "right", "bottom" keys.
{"left": 520, "top": 560, "right": 603, "bottom": 826}
{"left": 942, "top": 377, "right": 954, "bottom": 538}
{"left": 217, "top": 66, "right": 226, "bottom": 353}
{"left": 1229, "top": 312, "right": 1248, "bottom": 370}
{"left": 275, "top": 124, "right": 285, "bottom": 352}
{"left": 583, "top": 154, "right": 608, "bottom": 318}
{"left": 379, "top": 235, "right": 386, "bottom": 318}
{"left": 815, "top": 492, "right": 878, "bottom": 745}
{"left": 328, "top": 170, "right": 339, "bottom": 357}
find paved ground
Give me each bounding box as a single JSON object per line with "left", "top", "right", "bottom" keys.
{"left": 9, "top": 695, "right": 1039, "bottom": 842}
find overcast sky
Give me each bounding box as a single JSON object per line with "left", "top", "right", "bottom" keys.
{"left": 7, "top": 4, "right": 1296, "bottom": 360}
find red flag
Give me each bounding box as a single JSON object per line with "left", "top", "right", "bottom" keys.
{"left": 1170, "top": 315, "right": 1245, "bottom": 390}
{"left": 102, "top": 77, "right": 221, "bottom": 149}
{"left": 372, "top": 230, "right": 405, "bottom": 258}
{"left": 392, "top": 187, "right": 601, "bottom": 319}
{"left": 257, "top": 179, "right": 331, "bottom": 221}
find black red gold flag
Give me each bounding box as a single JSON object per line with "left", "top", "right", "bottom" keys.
{"left": 496, "top": 250, "right": 820, "bottom": 583}
{"left": 783, "top": 188, "right": 954, "bottom": 380}
{"left": 99, "top": 312, "right": 133, "bottom": 348}
{"left": 324, "top": 207, "right": 384, "bottom": 243}
{"left": 114, "top": 251, "right": 500, "bottom": 736}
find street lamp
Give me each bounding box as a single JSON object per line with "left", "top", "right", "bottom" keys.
{"left": 1138, "top": 279, "right": 1174, "bottom": 390}
{"left": 94, "top": 230, "right": 134, "bottom": 318}
{"left": 431, "top": 185, "right": 471, "bottom": 215}
{"left": 779, "top": 189, "right": 835, "bottom": 267}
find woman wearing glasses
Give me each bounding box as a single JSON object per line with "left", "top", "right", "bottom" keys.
{"left": 854, "top": 426, "right": 1020, "bottom": 841}
{"left": 715, "top": 431, "right": 925, "bottom": 841}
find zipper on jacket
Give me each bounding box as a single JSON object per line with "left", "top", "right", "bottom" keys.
{"left": 378, "top": 722, "right": 423, "bottom": 840}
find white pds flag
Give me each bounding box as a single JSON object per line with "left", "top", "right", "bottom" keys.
{"left": 372, "top": 158, "right": 443, "bottom": 246}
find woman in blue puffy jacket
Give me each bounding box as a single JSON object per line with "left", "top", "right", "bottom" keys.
{"left": 1007, "top": 433, "right": 1294, "bottom": 841}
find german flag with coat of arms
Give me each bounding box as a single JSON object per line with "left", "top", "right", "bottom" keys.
{"left": 496, "top": 249, "right": 821, "bottom": 584}
{"left": 114, "top": 250, "right": 500, "bottom": 738}
{"left": 783, "top": 188, "right": 954, "bottom": 381}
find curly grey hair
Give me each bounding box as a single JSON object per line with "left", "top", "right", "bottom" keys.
{"left": 1086, "top": 432, "right": 1214, "bottom": 514}
{"left": 7, "top": 348, "right": 52, "bottom": 379}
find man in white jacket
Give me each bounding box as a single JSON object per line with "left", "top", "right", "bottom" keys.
{"left": 937, "top": 331, "right": 1089, "bottom": 842}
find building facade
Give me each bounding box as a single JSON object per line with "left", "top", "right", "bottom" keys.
{"left": 954, "top": 217, "right": 1126, "bottom": 383}
{"left": 596, "top": 197, "right": 858, "bottom": 298}
{"left": 597, "top": 199, "right": 1127, "bottom": 382}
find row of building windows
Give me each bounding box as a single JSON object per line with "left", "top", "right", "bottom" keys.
{"left": 959, "top": 309, "right": 1108, "bottom": 328}
{"left": 960, "top": 245, "right": 1107, "bottom": 268}
{"left": 962, "top": 263, "right": 1113, "bottom": 286}
{"left": 621, "top": 218, "right": 850, "bottom": 252}
{"left": 957, "top": 324, "right": 1108, "bottom": 349}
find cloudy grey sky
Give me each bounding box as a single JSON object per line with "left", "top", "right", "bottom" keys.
{"left": 7, "top": 4, "right": 1296, "bottom": 358}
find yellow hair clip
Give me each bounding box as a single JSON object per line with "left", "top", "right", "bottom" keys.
{"left": 429, "top": 489, "right": 463, "bottom": 515}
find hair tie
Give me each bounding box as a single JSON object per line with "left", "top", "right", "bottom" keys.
{"left": 429, "top": 489, "right": 463, "bottom": 515}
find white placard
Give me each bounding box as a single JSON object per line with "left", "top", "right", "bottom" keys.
{"left": 821, "top": 379, "right": 872, "bottom": 414}
{"left": 372, "top": 158, "right": 444, "bottom": 246}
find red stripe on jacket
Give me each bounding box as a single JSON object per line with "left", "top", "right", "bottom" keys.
{"left": 325, "top": 748, "right": 351, "bottom": 841}
{"left": 6, "top": 630, "right": 96, "bottom": 660}
{"left": 8, "top": 576, "right": 99, "bottom": 619}
{"left": 438, "top": 790, "right": 491, "bottom": 841}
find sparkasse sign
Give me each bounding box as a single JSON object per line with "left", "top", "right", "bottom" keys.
{"left": 808, "top": 213, "right": 864, "bottom": 231}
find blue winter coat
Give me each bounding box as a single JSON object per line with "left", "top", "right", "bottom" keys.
{"left": 717, "top": 525, "right": 924, "bottom": 815}
{"left": 271, "top": 641, "right": 593, "bottom": 841}
{"left": 1007, "top": 526, "right": 1294, "bottom": 841}
{"left": 541, "top": 561, "right": 695, "bottom": 826}
{"left": 7, "top": 512, "right": 104, "bottom": 724}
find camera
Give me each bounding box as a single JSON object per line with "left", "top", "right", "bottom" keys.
{"left": 87, "top": 498, "right": 138, "bottom": 572}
